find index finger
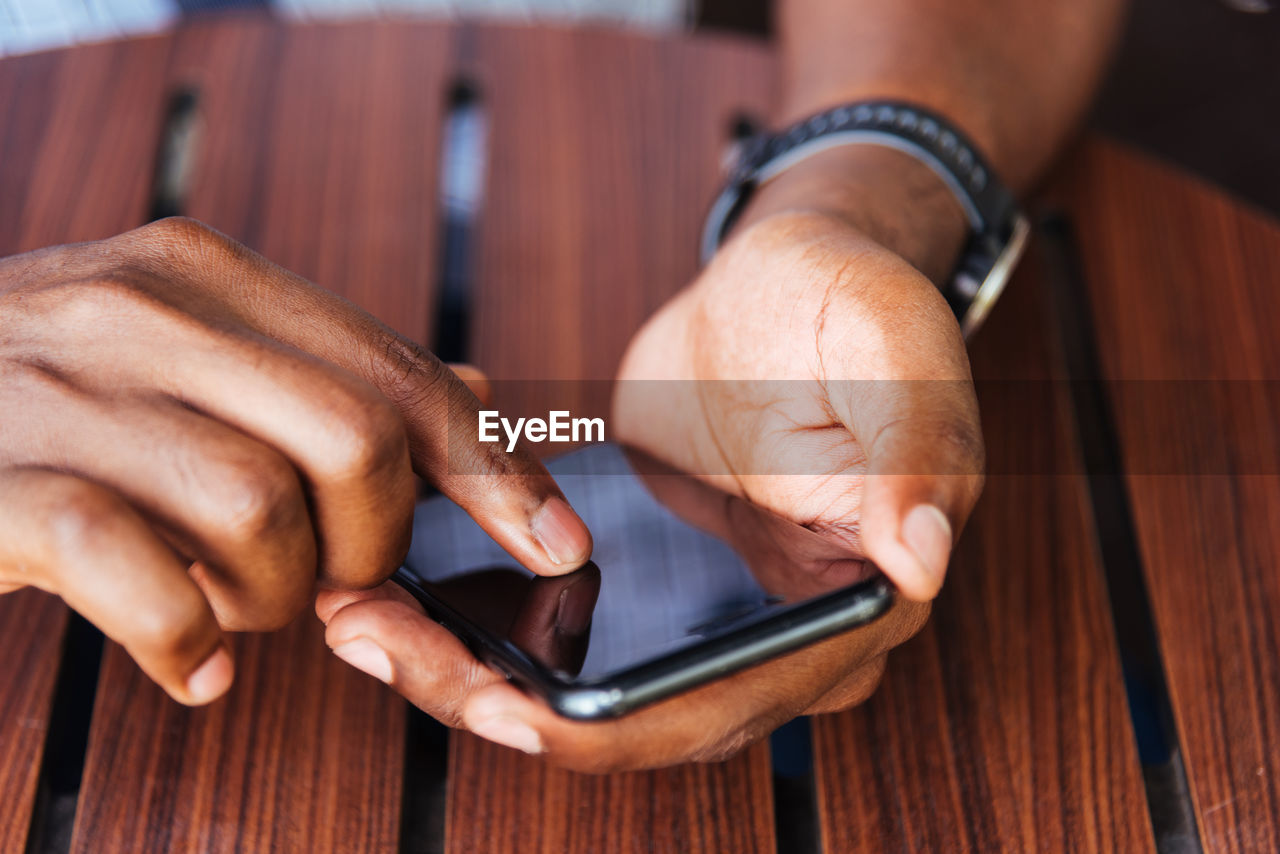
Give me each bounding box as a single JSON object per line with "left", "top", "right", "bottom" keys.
{"left": 130, "top": 219, "right": 592, "bottom": 576}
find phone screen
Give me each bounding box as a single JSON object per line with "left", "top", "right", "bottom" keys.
{"left": 401, "top": 443, "right": 883, "bottom": 687}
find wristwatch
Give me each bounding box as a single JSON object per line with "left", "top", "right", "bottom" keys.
{"left": 701, "top": 101, "right": 1029, "bottom": 338}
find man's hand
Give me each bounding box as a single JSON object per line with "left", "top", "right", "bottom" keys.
{"left": 315, "top": 208, "right": 981, "bottom": 771}
{"left": 615, "top": 209, "right": 985, "bottom": 601}
{"left": 313, "top": 0, "right": 1118, "bottom": 771}
{"left": 316, "top": 564, "right": 928, "bottom": 771}
{"left": 0, "top": 218, "right": 591, "bottom": 706}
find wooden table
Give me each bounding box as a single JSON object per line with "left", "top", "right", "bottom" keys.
{"left": 2, "top": 16, "right": 1277, "bottom": 854}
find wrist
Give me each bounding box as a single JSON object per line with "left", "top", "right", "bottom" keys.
{"left": 731, "top": 144, "right": 969, "bottom": 286}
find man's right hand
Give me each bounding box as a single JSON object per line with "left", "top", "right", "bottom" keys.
{"left": 0, "top": 217, "right": 592, "bottom": 706}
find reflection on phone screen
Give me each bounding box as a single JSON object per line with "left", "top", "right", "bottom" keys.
{"left": 403, "top": 443, "right": 878, "bottom": 683}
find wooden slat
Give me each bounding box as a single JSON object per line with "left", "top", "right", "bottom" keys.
{"left": 0, "top": 50, "right": 61, "bottom": 253}
{"left": 444, "top": 26, "right": 780, "bottom": 854}
{"left": 0, "top": 38, "right": 174, "bottom": 851}
{"left": 811, "top": 249, "right": 1157, "bottom": 851}
{"left": 1063, "top": 141, "right": 1280, "bottom": 853}
{"left": 448, "top": 743, "right": 775, "bottom": 854}
{"left": 70, "top": 19, "right": 454, "bottom": 852}
{"left": 1, "top": 38, "right": 173, "bottom": 253}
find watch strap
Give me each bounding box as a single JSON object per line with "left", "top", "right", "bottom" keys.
{"left": 701, "top": 101, "right": 1028, "bottom": 337}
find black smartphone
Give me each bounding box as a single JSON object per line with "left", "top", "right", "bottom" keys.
{"left": 394, "top": 443, "right": 895, "bottom": 720}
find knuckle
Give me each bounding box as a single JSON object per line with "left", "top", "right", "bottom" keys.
{"left": 80, "top": 272, "right": 156, "bottom": 307}
{"left": 128, "top": 587, "right": 211, "bottom": 657}
{"left": 547, "top": 717, "right": 764, "bottom": 774}
{"left": 35, "top": 273, "right": 157, "bottom": 330}
{"left": 223, "top": 582, "right": 309, "bottom": 632}
{"left": 127, "top": 218, "right": 248, "bottom": 281}
{"left": 687, "top": 731, "right": 759, "bottom": 765}
{"left": 808, "top": 657, "right": 890, "bottom": 715}
{"left": 553, "top": 745, "right": 641, "bottom": 776}
{"left": 843, "top": 674, "right": 886, "bottom": 710}
{"left": 451, "top": 435, "right": 521, "bottom": 481}
{"left": 871, "top": 411, "right": 986, "bottom": 479}
{"left": 316, "top": 386, "right": 408, "bottom": 482}
{"left": 897, "top": 599, "right": 932, "bottom": 643}
{"left": 580, "top": 755, "right": 633, "bottom": 775}
{"left": 44, "top": 482, "right": 130, "bottom": 563}
{"left": 372, "top": 335, "right": 448, "bottom": 408}
{"left": 933, "top": 417, "right": 986, "bottom": 474}
{"left": 135, "top": 216, "right": 223, "bottom": 258}
{"left": 870, "top": 599, "right": 932, "bottom": 654}
{"left": 212, "top": 452, "right": 305, "bottom": 547}
{"left": 195, "top": 451, "right": 315, "bottom": 630}
{"left": 3, "top": 222, "right": 239, "bottom": 346}
{"left": 695, "top": 703, "right": 791, "bottom": 763}
{"left": 20, "top": 271, "right": 214, "bottom": 354}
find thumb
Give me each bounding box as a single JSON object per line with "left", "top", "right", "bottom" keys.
{"left": 841, "top": 379, "right": 985, "bottom": 601}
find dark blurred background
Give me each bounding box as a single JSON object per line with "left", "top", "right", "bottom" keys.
{"left": 3, "top": 0, "right": 1277, "bottom": 216}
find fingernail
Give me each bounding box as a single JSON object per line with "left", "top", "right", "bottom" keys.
{"left": 332, "top": 637, "right": 394, "bottom": 684}
{"left": 187, "top": 646, "right": 233, "bottom": 704}
{"left": 532, "top": 497, "right": 592, "bottom": 567}
{"left": 469, "top": 715, "right": 544, "bottom": 754}
{"left": 902, "top": 504, "right": 953, "bottom": 586}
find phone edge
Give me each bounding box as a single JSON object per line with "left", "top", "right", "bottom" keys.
{"left": 393, "top": 567, "right": 895, "bottom": 721}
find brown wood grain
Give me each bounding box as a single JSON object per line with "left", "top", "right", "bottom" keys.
{"left": 0, "top": 590, "right": 68, "bottom": 853}
{"left": 67, "top": 19, "right": 454, "bottom": 853}
{"left": 468, "top": 26, "right": 776, "bottom": 383}
{"left": 809, "top": 250, "right": 1157, "bottom": 853}
{"left": 444, "top": 26, "right": 781, "bottom": 854}
{"left": 1062, "top": 141, "right": 1280, "bottom": 854}
{"left": 448, "top": 735, "right": 775, "bottom": 854}
{"left": 18, "top": 18, "right": 1275, "bottom": 854}
{"left": 0, "top": 38, "right": 175, "bottom": 851}
{"left": 0, "top": 37, "right": 173, "bottom": 253}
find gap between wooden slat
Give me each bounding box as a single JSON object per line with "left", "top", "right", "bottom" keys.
{"left": 1039, "top": 215, "right": 1204, "bottom": 854}
{"left": 399, "top": 74, "right": 489, "bottom": 854}
{"left": 770, "top": 719, "right": 820, "bottom": 854}
{"left": 23, "top": 615, "right": 104, "bottom": 854}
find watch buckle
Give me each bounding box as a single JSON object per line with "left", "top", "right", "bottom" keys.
{"left": 960, "top": 214, "right": 1030, "bottom": 338}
